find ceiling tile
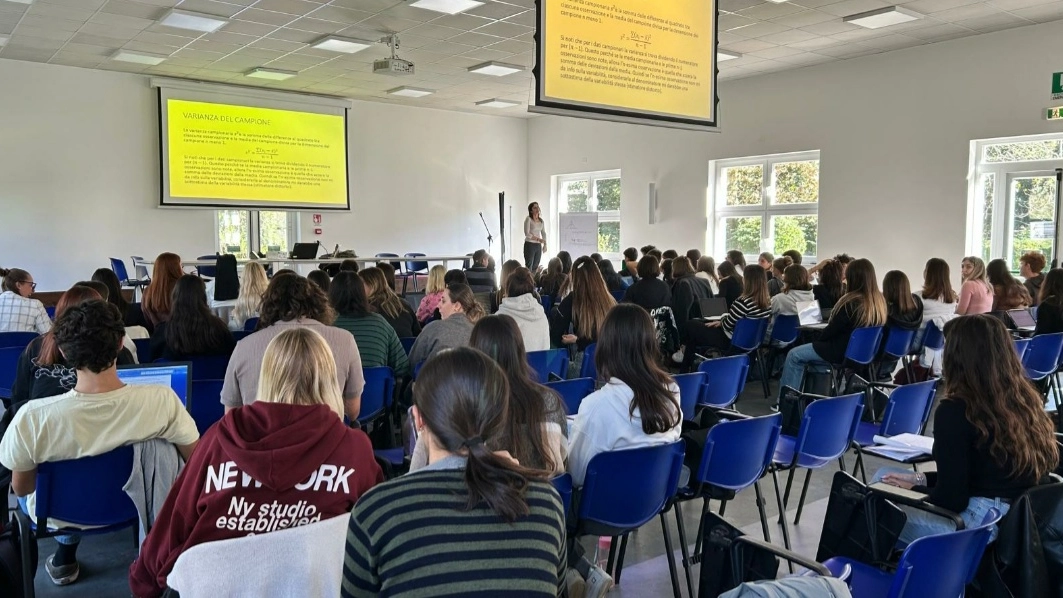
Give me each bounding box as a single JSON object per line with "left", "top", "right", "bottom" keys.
{"left": 473, "top": 20, "right": 531, "bottom": 37}
{"left": 720, "top": 0, "right": 767, "bottom": 11}
{"left": 7, "top": 36, "right": 65, "bottom": 51}
{"left": 10, "top": 24, "right": 73, "bottom": 41}
{"left": 448, "top": 30, "right": 504, "bottom": 46}
{"left": 375, "top": 4, "right": 439, "bottom": 22}
{"left": 857, "top": 33, "right": 925, "bottom": 48}
{"left": 748, "top": 44, "right": 806, "bottom": 58}
{"left": 222, "top": 20, "right": 280, "bottom": 36}
{"left": 485, "top": 37, "right": 532, "bottom": 53}
{"left": 235, "top": 9, "right": 299, "bottom": 26}
{"left": 819, "top": 0, "right": 891, "bottom": 16}
{"left": 429, "top": 13, "right": 495, "bottom": 30}
{"left": 18, "top": 14, "right": 83, "bottom": 32}
{"left": 719, "top": 13, "right": 758, "bottom": 30}
{"left": 758, "top": 28, "right": 820, "bottom": 43}
{"left": 288, "top": 16, "right": 349, "bottom": 33}
{"left": 251, "top": 36, "right": 306, "bottom": 51}
{"left": 133, "top": 31, "right": 197, "bottom": 47}
{"left": 0, "top": 48, "right": 58, "bottom": 61}
{"left": 251, "top": 0, "right": 322, "bottom": 16}
{"left": 172, "top": 0, "right": 246, "bottom": 18}
{"left": 401, "top": 22, "right": 464, "bottom": 39}
{"left": 267, "top": 27, "right": 323, "bottom": 42}
{"left": 740, "top": 1, "right": 807, "bottom": 19}
{"left": 986, "top": 0, "right": 1054, "bottom": 9}
{"left": 724, "top": 38, "right": 779, "bottom": 52}
{"left": 901, "top": 0, "right": 981, "bottom": 13}
{"left": 465, "top": 1, "right": 525, "bottom": 19}
{"left": 357, "top": 12, "right": 423, "bottom": 32}
{"left": 771, "top": 9, "right": 838, "bottom": 27}
{"left": 419, "top": 39, "right": 477, "bottom": 54}
{"left": 460, "top": 46, "right": 512, "bottom": 60}
{"left": 100, "top": 0, "right": 167, "bottom": 20}
{"left": 955, "top": 11, "right": 1033, "bottom": 28}
{"left": 788, "top": 34, "right": 843, "bottom": 48}
{"left": 79, "top": 23, "right": 146, "bottom": 40}
{"left": 1009, "top": 2, "right": 1063, "bottom": 20}
{"left": 502, "top": 10, "right": 535, "bottom": 27}
{"left": 729, "top": 21, "right": 791, "bottom": 37}
{"left": 309, "top": 5, "right": 373, "bottom": 23}
{"left": 27, "top": 2, "right": 97, "bottom": 21}
{"left": 931, "top": 3, "right": 1000, "bottom": 20}
{"left": 38, "top": 0, "right": 108, "bottom": 8}
{"left": 799, "top": 19, "right": 861, "bottom": 34}
{"left": 901, "top": 22, "right": 971, "bottom": 38}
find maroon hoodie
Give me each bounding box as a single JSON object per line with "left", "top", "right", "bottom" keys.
{"left": 129, "top": 402, "right": 383, "bottom": 598}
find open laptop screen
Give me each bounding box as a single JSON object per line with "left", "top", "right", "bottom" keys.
{"left": 117, "top": 362, "right": 191, "bottom": 406}
{"left": 796, "top": 300, "right": 823, "bottom": 327}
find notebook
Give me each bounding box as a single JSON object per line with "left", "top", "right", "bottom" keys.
{"left": 698, "top": 297, "right": 728, "bottom": 321}
{"left": 797, "top": 300, "right": 823, "bottom": 327}
{"left": 117, "top": 362, "right": 191, "bottom": 406}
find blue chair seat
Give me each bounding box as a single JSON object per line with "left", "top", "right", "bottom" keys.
{"left": 822, "top": 558, "right": 892, "bottom": 598}
{"left": 373, "top": 448, "right": 405, "bottom": 466}
{"left": 853, "top": 421, "right": 880, "bottom": 448}
{"left": 772, "top": 435, "right": 842, "bottom": 470}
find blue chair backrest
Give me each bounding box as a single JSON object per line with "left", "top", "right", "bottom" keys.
{"left": 844, "top": 326, "right": 883, "bottom": 365}
{"left": 541, "top": 295, "right": 553, "bottom": 315}
{"left": 610, "top": 290, "right": 625, "bottom": 302}
{"left": 133, "top": 338, "right": 151, "bottom": 361}
{"left": 551, "top": 473, "right": 573, "bottom": 521}
{"left": 527, "top": 349, "right": 569, "bottom": 384}
{"left": 888, "top": 511, "right": 999, "bottom": 597}
{"left": 196, "top": 255, "right": 218, "bottom": 278}
{"left": 792, "top": 393, "right": 863, "bottom": 465}
{"left": 730, "top": 318, "right": 769, "bottom": 353}
{"left": 579, "top": 343, "right": 598, "bottom": 380}
{"left": 399, "top": 337, "right": 416, "bottom": 356}
{"left": 1014, "top": 337, "right": 1031, "bottom": 361}
{"left": 883, "top": 327, "right": 916, "bottom": 359}
{"left": 578, "top": 442, "right": 684, "bottom": 531}
{"left": 696, "top": 354, "right": 749, "bottom": 408}
{"left": 359, "top": 366, "right": 395, "bottom": 424}
{"left": 0, "top": 331, "right": 38, "bottom": 398}
{"left": 1023, "top": 332, "right": 1063, "bottom": 376}
{"left": 696, "top": 413, "right": 781, "bottom": 492}
{"left": 110, "top": 258, "right": 131, "bottom": 283}
{"left": 878, "top": 380, "right": 937, "bottom": 437}
{"left": 231, "top": 331, "right": 252, "bottom": 342}
{"left": 375, "top": 253, "right": 402, "bottom": 271}
{"left": 404, "top": 253, "right": 428, "bottom": 273}
{"left": 545, "top": 377, "right": 595, "bottom": 415}
{"left": 46, "top": 305, "right": 56, "bottom": 319}
{"left": 672, "top": 372, "right": 707, "bottom": 421}
{"left": 189, "top": 355, "right": 229, "bottom": 381}
{"left": 770, "top": 315, "right": 800, "bottom": 345}
{"left": 190, "top": 380, "right": 225, "bottom": 435}
{"left": 922, "top": 322, "right": 945, "bottom": 352}
{"left": 35, "top": 446, "right": 139, "bottom": 528}
{"left": 243, "top": 317, "right": 259, "bottom": 332}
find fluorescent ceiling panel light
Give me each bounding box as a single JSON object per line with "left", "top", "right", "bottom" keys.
{"left": 718, "top": 49, "right": 742, "bottom": 61}
{"left": 159, "top": 9, "right": 229, "bottom": 33}
{"left": 468, "top": 61, "right": 523, "bottom": 76}
{"left": 4, "top": 0, "right": 32, "bottom": 4}
{"left": 388, "top": 86, "right": 435, "bottom": 98}
{"left": 0, "top": 35, "right": 8, "bottom": 47}
{"left": 311, "top": 35, "right": 373, "bottom": 54}
{"left": 246, "top": 67, "right": 298, "bottom": 81}
{"left": 476, "top": 98, "right": 521, "bottom": 108}
{"left": 409, "top": 0, "right": 484, "bottom": 15}
{"left": 111, "top": 50, "right": 167, "bottom": 65}
{"left": 843, "top": 6, "right": 922, "bottom": 29}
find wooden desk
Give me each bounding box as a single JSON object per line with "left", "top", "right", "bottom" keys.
{"left": 134, "top": 255, "right": 471, "bottom": 271}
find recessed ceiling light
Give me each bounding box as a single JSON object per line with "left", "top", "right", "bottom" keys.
{"left": 388, "top": 86, "right": 435, "bottom": 98}
{"left": 0, "top": 35, "right": 8, "bottom": 47}
{"left": 409, "top": 0, "right": 484, "bottom": 15}
{"left": 843, "top": 6, "right": 922, "bottom": 29}
{"left": 310, "top": 35, "right": 373, "bottom": 54}
{"left": 468, "top": 61, "right": 523, "bottom": 76}
{"left": 718, "top": 49, "right": 742, "bottom": 61}
{"left": 111, "top": 50, "right": 167, "bottom": 65}
{"left": 476, "top": 98, "right": 521, "bottom": 108}
{"left": 246, "top": 67, "right": 298, "bottom": 81}
{"left": 158, "top": 9, "right": 229, "bottom": 33}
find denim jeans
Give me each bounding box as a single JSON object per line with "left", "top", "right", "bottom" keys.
{"left": 18, "top": 496, "right": 81, "bottom": 546}
{"left": 870, "top": 466, "right": 1009, "bottom": 545}
{"left": 778, "top": 343, "right": 830, "bottom": 399}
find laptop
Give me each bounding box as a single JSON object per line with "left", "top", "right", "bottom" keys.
{"left": 1009, "top": 308, "right": 1036, "bottom": 330}
{"left": 797, "top": 300, "right": 827, "bottom": 329}
{"left": 117, "top": 362, "right": 192, "bottom": 406}
{"left": 289, "top": 242, "right": 319, "bottom": 260}
{"left": 697, "top": 297, "right": 729, "bottom": 321}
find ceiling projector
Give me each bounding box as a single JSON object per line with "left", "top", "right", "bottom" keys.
{"left": 373, "top": 57, "right": 415, "bottom": 76}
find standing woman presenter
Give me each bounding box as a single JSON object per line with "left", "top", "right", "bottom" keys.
{"left": 524, "top": 202, "right": 547, "bottom": 271}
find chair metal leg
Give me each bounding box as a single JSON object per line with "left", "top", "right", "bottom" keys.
{"left": 673, "top": 503, "right": 696, "bottom": 598}
{"left": 853, "top": 449, "right": 867, "bottom": 483}
{"left": 614, "top": 534, "right": 630, "bottom": 585}
{"left": 658, "top": 512, "right": 683, "bottom": 598}
{"left": 693, "top": 497, "right": 710, "bottom": 560}
{"left": 757, "top": 349, "right": 770, "bottom": 399}
{"left": 753, "top": 480, "right": 771, "bottom": 543}
{"left": 718, "top": 499, "right": 728, "bottom": 517}
{"left": 770, "top": 469, "right": 794, "bottom": 570}
{"left": 794, "top": 468, "right": 813, "bottom": 525}
{"left": 781, "top": 467, "right": 796, "bottom": 514}
{"left": 16, "top": 510, "right": 36, "bottom": 598}
{"left": 606, "top": 535, "right": 619, "bottom": 574}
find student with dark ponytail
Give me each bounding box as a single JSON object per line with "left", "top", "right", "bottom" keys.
{"left": 341, "top": 348, "right": 566, "bottom": 598}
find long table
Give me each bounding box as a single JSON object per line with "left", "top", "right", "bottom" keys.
{"left": 133, "top": 255, "right": 471, "bottom": 271}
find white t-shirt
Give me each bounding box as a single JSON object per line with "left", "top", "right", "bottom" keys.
{"left": 0, "top": 384, "right": 199, "bottom": 527}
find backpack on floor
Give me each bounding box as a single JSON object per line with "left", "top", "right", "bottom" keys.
{"left": 0, "top": 511, "right": 36, "bottom": 598}
{"left": 650, "top": 306, "right": 681, "bottom": 358}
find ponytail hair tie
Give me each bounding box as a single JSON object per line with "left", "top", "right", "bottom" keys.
{"left": 462, "top": 436, "right": 484, "bottom": 449}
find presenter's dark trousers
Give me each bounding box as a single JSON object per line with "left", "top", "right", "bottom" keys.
{"left": 524, "top": 241, "right": 542, "bottom": 271}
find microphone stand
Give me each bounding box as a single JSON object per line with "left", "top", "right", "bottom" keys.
{"left": 479, "top": 211, "right": 494, "bottom": 256}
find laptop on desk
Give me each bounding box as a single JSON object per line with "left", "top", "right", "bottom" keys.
{"left": 289, "top": 243, "right": 319, "bottom": 260}
{"left": 1009, "top": 308, "right": 1036, "bottom": 331}
{"left": 117, "top": 362, "right": 191, "bottom": 406}
{"left": 697, "top": 297, "right": 728, "bottom": 321}
{"left": 797, "top": 300, "right": 828, "bottom": 329}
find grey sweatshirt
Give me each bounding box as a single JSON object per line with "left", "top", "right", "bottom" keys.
{"left": 496, "top": 293, "right": 551, "bottom": 352}
{"left": 408, "top": 314, "right": 475, "bottom": 365}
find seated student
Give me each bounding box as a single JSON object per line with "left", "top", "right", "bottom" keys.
{"left": 662, "top": 249, "right": 679, "bottom": 261}
{"left": 221, "top": 274, "right": 363, "bottom": 420}
{"left": 0, "top": 267, "right": 51, "bottom": 334}
{"left": 496, "top": 268, "right": 550, "bottom": 352}
{"left": 660, "top": 258, "right": 674, "bottom": 286}
{"left": 494, "top": 259, "right": 523, "bottom": 310}
{"left": 776, "top": 259, "right": 887, "bottom": 402}
{"left": 362, "top": 267, "right": 421, "bottom": 338}
{"left": 72, "top": 280, "right": 142, "bottom": 360}
{"left": 670, "top": 256, "right": 714, "bottom": 324}
{"left": 758, "top": 252, "right": 775, "bottom": 279}
{"left": 557, "top": 250, "right": 574, "bottom": 276}
{"left": 376, "top": 261, "right": 398, "bottom": 292}
{"left": 686, "top": 249, "right": 702, "bottom": 269}
{"left": 130, "top": 328, "right": 383, "bottom": 598}
{"left": 0, "top": 300, "right": 199, "bottom": 586}
{"left": 537, "top": 258, "right": 568, "bottom": 299}
{"left": 919, "top": 258, "right": 959, "bottom": 325}
{"left": 340, "top": 259, "right": 359, "bottom": 273}
{"left": 620, "top": 247, "right": 639, "bottom": 279}
{"left": 464, "top": 249, "right": 498, "bottom": 294}
{"left": 567, "top": 304, "right": 682, "bottom": 594}
{"left": 329, "top": 272, "right": 410, "bottom": 377}
{"left": 695, "top": 256, "right": 720, "bottom": 295}
{"left": 549, "top": 257, "right": 615, "bottom": 352}
{"left": 444, "top": 268, "right": 467, "bottom": 286}
{"left": 91, "top": 267, "right": 139, "bottom": 327}
{"left": 716, "top": 260, "right": 743, "bottom": 307}
{"left": 1034, "top": 269, "right": 1063, "bottom": 335}
{"left": 782, "top": 249, "right": 803, "bottom": 266}
{"left": 1020, "top": 252, "right": 1047, "bottom": 307}
{"left": 149, "top": 275, "right": 235, "bottom": 362}
{"left": 957, "top": 256, "right": 994, "bottom": 315}
{"left": 306, "top": 269, "right": 331, "bottom": 294}
{"left": 228, "top": 262, "right": 268, "bottom": 331}
{"left": 725, "top": 249, "right": 747, "bottom": 274}
{"left": 988, "top": 258, "right": 1031, "bottom": 311}
{"left": 812, "top": 259, "right": 845, "bottom": 309}
{"left": 409, "top": 283, "right": 485, "bottom": 366}
{"left": 679, "top": 265, "right": 771, "bottom": 371}
{"left": 140, "top": 253, "right": 184, "bottom": 331}
{"left": 767, "top": 257, "right": 791, "bottom": 296}
{"left": 640, "top": 244, "right": 657, "bottom": 258}
{"left": 342, "top": 348, "right": 565, "bottom": 598}
{"left": 770, "top": 264, "right": 814, "bottom": 328}
{"left": 622, "top": 256, "right": 671, "bottom": 312}
{"left": 875, "top": 316, "right": 1058, "bottom": 545}
{"left": 10, "top": 285, "right": 135, "bottom": 411}
{"left": 415, "top": 265, "right": 447, "bottom": 325}
{"left": 877, "top": 270, "right": 923, "bottom": 378}
{"left": 598, "top": 259, "right": 624, "bottom": 292}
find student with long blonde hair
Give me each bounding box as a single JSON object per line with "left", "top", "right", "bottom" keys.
{"left": 131, "top": 328, "right": 383, "bottom": 597}
{"left": 229, "top": 262, "right": 269, "bottom": 331}
{"left": 956, "top": 256, "right": 993, "bottom": 315}
{"left": 549, "top": 256, "right": 615, "bottom": 351}
{"left": 415, "top": 265, "right": 447, "bottom": 324}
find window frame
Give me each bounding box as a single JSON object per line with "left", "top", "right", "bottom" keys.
{"left": 214, "top": 210, "right": 299, "bottom": 256}
{"left": 552, "top": 169, "right": 622, "bottom": 259}
{"left": 709, "top": 150, "right": 820, "bottom": 262}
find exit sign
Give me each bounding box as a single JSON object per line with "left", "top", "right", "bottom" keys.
{"left": 1047, "top": 106, "right": 1063, "bottom": 120}
{"left": 1054, "top": 72, "right": 1063, "bottom": 99}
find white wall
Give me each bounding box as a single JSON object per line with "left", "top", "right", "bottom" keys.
{"left": 527, "top": 19, "right": 1063, "bottom": 279}
{"left": 0, "top": 58, "right": 527, "bottom": 291}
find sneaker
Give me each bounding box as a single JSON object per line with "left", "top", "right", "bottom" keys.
{"left": 769, "top": 404, "right": 779, "bottom": 413}
{"left": 565, "top": 568, "right": 587, "bottom": 598}
{"left": 45, "top": 555, "right": 79, "bottom": 586}
{"left": 671, "top": 349, "right": 685, "bottom": 364}
{"left": 585, "top": 563, "right": 614, "bottom": 598}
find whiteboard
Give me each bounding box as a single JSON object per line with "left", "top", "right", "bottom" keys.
{"left": 559, "top": 212, "right": 598, "bottom": 258}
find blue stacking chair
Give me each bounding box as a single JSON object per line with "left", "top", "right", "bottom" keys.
{"left": 527, "top": 349, "right": 569, "bottom": 384}
{"left": 231, "top": 331, "right": 252, "bottom": 342}
{"left": 187, "top": 355, "right": 230, "bottom": 435}
{"left": 729, "top": 318, "right": 770, "bottom": 397}
{"left": 610, "top": 290, "right": 625, "bottom": 302}
{"left": 877, "top": 326, "right": 915, "bottom": 380}
{"left": 374, "top": 253, "right": 403, "bottom": 279}
{"left": 545, "top": 377, "right": 595, "bottom": 415}
{"left": 696, "top": 354, "right": 748, "bottom": 409}
{"left": 45, "top": 306, "right": 55, "bottom": 320}
{"left": 540, "top": 295, "right": 553, "bottom": 315}
{"left": 1023, "top": 332, "right": 1063, "bottom": 386}
{"left": 817, "top": 326, "right": 883, "bottom": 396}
{"left": 402, "top": 253, "right": 429, "bottom": 294}
{"left": 574, "top": 442, "right": 689, "bottom": 598}
{"left": 15, "top": 446, "right": 140, "bottom": 596}
{"left": 672, "top": 372, "right": 707, "bottom": 421}
{"left": 195, "top": 255, "right": 218, "bottom": 278}
{"left": 1014, "top": 337, "right": 1031, "bottom": 361}
{"left": 359, "top": 366, "right": 395, "bottom": 426}
{"left": 110, "top": 257, "right": 150, "bottom": 300}
{"left": 242, "top": 317, "right": 259, "bottom": 332}
{"left": 821, "top": 510, "right": 1002, "bottom": 598}
{"left": 551, "top": 473, "right": 573, "bottom": 521}
{"left": 399, "top": 337, "right": 416, "bottom": 356}
{"left": 579, "top": 342, "right": 598, "bottom": 380}
{"left": 132, "top": 338, "right": 152, "bottom": 363}
{"left": 769, "top": 392, "right": 863, "bottom": 549}
{"left": 760, "top": 315, "right": 800, "bottom": 397}
{"left": 851, "top": 380, "right": 938, "bottom": 481}
{"left": 0, "top": 331, "right": 38, "bottom": 401}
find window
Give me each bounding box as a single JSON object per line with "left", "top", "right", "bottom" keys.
{"left": 968, "top": 134, "right": 1063, "bottom": 269}
{"left": 710, "top": 151, "right": 820, "bottom": 263}
{"left": 555, "top": 170, "right": 621, "bottom": 255}
{"left": 216, "top": 210, "right": 298, "bottom": 256}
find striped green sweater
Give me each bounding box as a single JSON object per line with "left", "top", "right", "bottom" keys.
{"left": 334, "top": 314, "right": 411, "bottom": 377}
{"left": 342, "top": 468, "right": 566, "bottom": 597}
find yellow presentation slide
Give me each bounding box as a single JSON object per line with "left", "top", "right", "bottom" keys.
{"left": 541, "top": 0, "right": 716, "bottom": 123}
{"left": 167, "top": 99, "right": 347, "bottom": 206}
